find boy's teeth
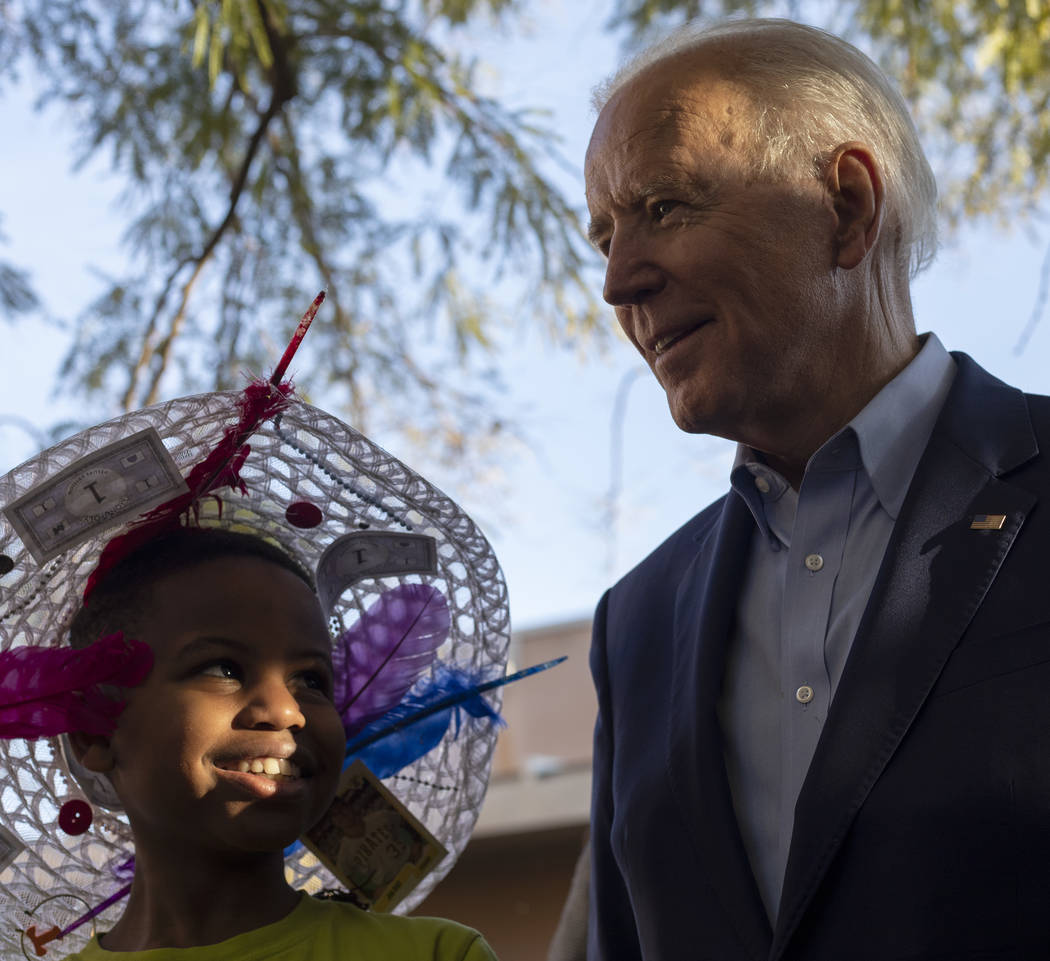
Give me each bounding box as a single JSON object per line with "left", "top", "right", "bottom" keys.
{"left": 223, "top": 757, "right": 301, "bottom": 778}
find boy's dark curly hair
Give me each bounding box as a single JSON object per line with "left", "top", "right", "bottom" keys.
{"left": 69, "top": 527, "right": 315, "bottom": 650}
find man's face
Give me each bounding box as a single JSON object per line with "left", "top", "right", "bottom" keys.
{"left": 585, "top": 56, "right": 846, "bottom": 449}
{"left": 104, "top": 555, "right": 345, "bottom": 858}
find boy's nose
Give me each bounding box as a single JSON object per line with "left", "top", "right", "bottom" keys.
{"left": 239, "top": 676, "right": 307, "bottom": 731}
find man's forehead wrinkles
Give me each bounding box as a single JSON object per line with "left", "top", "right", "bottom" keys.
{"left": 616, "top": 111, "right": 682, "bottom": 150}
{"left": 638, "top": 170, "right": 697, "bottom": 194}
{"left": 608, "top": 80, "right": 747, "bottom": 157}
{"left": 584, "top": 93, "right": 730, "bottom": 231}
{"left": 611, "top": 163, "right": 713, "bottom": 206}
{"left": 609, "top": 105, "right": 733, "bottom": 167}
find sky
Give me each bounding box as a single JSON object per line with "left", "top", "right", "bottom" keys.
{"left": 1, "top": 0, "right": 1049, "bottom": 632}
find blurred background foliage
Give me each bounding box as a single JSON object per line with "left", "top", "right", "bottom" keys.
{"left": 1, "top": 0, "right": 1049, "bottom": 465}
{"left": 613, "top": 0, "right": 1050, "bottom": 227}
{"left": 0, "top": 0, "right": 600, "bottom": 466}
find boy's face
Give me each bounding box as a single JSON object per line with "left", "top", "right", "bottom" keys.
{"left": 94, "top": 554, "right": 344, "bottom": 856}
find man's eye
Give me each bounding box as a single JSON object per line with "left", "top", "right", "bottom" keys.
{"left": 651, "top": 199, "right": 678, "bottom": 220}
{"left": 199, "top": 660, "right": 240, "bottom": 680}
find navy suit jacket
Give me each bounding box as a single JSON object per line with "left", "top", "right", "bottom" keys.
{"left": 588, "top": 354, "right": 1050, "bottom": 960}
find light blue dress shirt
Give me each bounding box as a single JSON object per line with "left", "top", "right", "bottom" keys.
{"left": 717, "top": 333, "right": 957, "bottom": 922}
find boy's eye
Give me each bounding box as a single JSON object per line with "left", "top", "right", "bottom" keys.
{"left": 295, "top": 670, "right": 333, "bottom": 698}
{"left": 198, "top": 659, "right": 241, "bottom": 681}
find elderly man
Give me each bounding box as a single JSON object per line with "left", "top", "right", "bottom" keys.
{"left": 584, "top": 17, "right": 1050, "bottom": 961}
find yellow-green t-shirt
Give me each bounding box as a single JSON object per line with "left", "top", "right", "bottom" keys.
{"left": 64, "top": 895, "right": 497, "bottom": 961}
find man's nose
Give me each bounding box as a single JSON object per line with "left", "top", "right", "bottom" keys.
{"left": 239, "top": 674, "right": 307, "bottom": 731}
{"left": 602, "top": 232, "right": 666, "bottom": 307}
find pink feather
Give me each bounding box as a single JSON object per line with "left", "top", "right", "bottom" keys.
{"left": 333, "top": 584, "right": 450, "bottom": 737}
{"left": 0, "top": 632, "right": 153, "bottom": 738}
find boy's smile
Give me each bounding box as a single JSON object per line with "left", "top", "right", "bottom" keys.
{"left": 87, "top": 554, "right": 345, "bottom": 857}
{"left": 210, "top": 739, "right": 311, "bottom": 799}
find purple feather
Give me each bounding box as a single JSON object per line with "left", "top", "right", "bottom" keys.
{"left": 332, "top": 584, "right": 450, "bottom": 737}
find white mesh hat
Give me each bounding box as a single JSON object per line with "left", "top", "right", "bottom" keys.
{"left": 0, "top": 375, "right": 510, "bottom": 957}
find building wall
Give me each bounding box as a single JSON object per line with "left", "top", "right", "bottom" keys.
{"left": 417, "top": 826, "right": 589, "bottom": 961}
{"left": 413, "top": 618, "right": 596, "bottom": 960}
{"left": 491, "top": 618, "right": 596, "bottom": 779}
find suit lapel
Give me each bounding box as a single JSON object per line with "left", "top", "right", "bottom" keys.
{"left": 667, "top": 491, "right": 774, "bottom": 960}
{"left": 771, "top": 355, "right": 1038, "bottom": 959}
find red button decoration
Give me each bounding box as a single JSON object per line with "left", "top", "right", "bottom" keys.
{"left": 285, "top": 501, "right": 323, "bottom": 529}
{"left": 58, "top": 799, "right": 93, "bottom": 836}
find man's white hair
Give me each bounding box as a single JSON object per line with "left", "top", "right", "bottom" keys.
{"left": 594, "top": 18, "right": 938, "bottom": 279}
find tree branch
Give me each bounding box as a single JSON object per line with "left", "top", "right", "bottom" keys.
{"left": 271, "top": 113, "right": 361, "bottom": 413}
{"left": 122, "top": 256, "right": 192, "bottom": 409}
{"left": 141, "top": 2, "right": 296, "bottom": 405}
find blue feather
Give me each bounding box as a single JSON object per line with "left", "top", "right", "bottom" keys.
{"left": 343, "top": 657, "right": 567, "bottom": 778}
{"left": 343, "top": 665, "right": 502, "bottom": 779}
{"left": 282, "top": 657, "right": 566, "bottom": 859}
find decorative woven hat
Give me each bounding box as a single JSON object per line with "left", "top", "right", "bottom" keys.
{"left": 0, "top": 301, "right": 511, "bottom": 957}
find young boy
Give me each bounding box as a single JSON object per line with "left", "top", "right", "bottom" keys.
{"left": 64, "top": 526, "right": 497, "bottom": 960}
{"left": 1, "top": 327, "right": 513, "bottom": 958}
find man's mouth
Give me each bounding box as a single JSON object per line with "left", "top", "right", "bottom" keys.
{"left": 214, "top": 756, "right": 303, "bottom": 780}
{"left": 653, "top": 320, "right": 711, "bottom": 356}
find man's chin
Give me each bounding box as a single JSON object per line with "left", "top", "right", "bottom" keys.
{"left": 665, "top": 394, "right": 718, "bottom": 437}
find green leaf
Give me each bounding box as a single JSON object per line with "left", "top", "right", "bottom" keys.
{"left": 208, "top": 22, "right": 222, "bottom": 86}
{"left": 191, "top": 4, "right": 210, "bottom": 69}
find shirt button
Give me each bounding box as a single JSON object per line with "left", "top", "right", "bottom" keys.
{"left": 796, "top": 685, "right": 814, "bottom": 704}
{"left": 804, "top": 553, "right": 824, "bottom": 571}
{"left": 754, "top": 476, "right": 771, "bottom": 493}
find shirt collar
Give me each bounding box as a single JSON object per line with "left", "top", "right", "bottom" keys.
{"left": 729, "top": 332, "right": 956, "bottom": 532}
{"left": 731, "top": 446, "right": 792, "bottom": 549}
{"left": 846, "top": 332, "right": 956, "bottom": 519}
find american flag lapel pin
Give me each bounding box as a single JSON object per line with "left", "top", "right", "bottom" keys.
{"left": 970, "top": 514, "right": 1007, "bottom": 531}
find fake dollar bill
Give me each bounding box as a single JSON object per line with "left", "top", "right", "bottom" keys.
{"left": 4, "top": 429, "right": 188, "bottom": 564}
{"left": 302, "top": 760, "right": 447, "bottom": 911}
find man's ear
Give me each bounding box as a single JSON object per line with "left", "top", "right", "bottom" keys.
{"left": 825, "top": 142, "right": 883, "bottom": 270}
{"left": 68, "top": 730, "right": 116, "bottom": 773}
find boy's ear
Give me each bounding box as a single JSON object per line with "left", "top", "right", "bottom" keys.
{"left": 68, "top": 730, "right": 116, "bottom": 773}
